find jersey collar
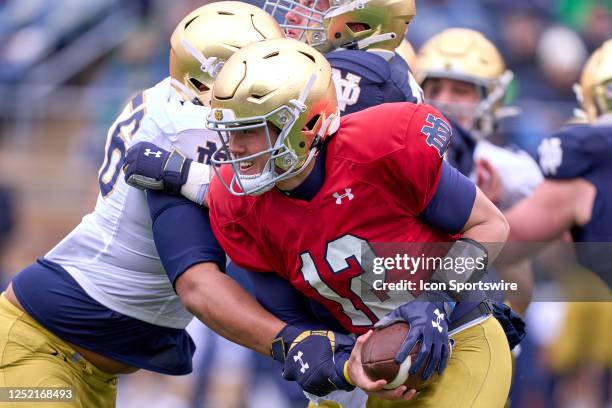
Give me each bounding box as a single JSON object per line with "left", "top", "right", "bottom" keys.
{"left": 279, "top": 142, "right": 328, "bottom": 201}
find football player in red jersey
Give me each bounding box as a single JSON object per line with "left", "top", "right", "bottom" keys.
{"left": 205, "top": 38, "right": 512, "bottom": 407}
{"left": 124, "top": 38, "right": 514, "bottom": 407}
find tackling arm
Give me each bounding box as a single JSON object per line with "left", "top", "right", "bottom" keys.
{"left": 147, "top": 190, "right": 356, "bottom": 396}
{"left": 147, "top": 190, "right": 284, "bottom": 355}
{"left": 176, "top": 263, "right": 283, "bottom": 355}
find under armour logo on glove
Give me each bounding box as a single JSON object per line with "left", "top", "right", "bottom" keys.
{"left": 375, "top": 292, "right": 451, "bottom": 381}
{"left": 293, "top": 351, "right": 309, "bottom": 373}
{"left": 431, "top": 309, "right": 445, "bottom": 333}
{"left": 123, "top": 142, "right": 192, "bottom": 194}
{"left": 144, "top": 148, "right": 162, "bottom": 158}
{"left": 279, "top": 329, "right": 355, "bottom": 397}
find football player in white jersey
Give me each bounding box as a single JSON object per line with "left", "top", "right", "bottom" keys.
{"left": 0, "top": 3, "right": 291, "bottom": 407}
{"left": 416, "top": 28, "right": 542, "bottom": 316}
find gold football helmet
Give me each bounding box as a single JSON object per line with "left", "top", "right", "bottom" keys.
{"left": 169, "top": 1, "right": 284, "bottom": 106}
{"left": 207, "top": 38, "right": 338, "bottom": 196}
{"left": 416, "top": 28, "right": 514, "bottom": 139}
{"left": 264, "top": 0, "right": 415, "bottom": 54}
{"left": 574, "top": 39, "right": 612, "bottom": 123}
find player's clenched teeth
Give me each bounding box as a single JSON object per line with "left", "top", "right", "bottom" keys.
{"left": 239, "top": 160, "right": 255, "bottom": 172}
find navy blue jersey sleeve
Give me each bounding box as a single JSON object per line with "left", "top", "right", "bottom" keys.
{"left": 419, "top": 161, "right": 476, "bottom": 234}
{"left": 538, "top": 125, "right": 612, "bottom": 179}
{"left": 147, "top": 190, "right": 226, "bottom": 290}
{"left": 247, "top": 270, "right": 330, "bottom": 330}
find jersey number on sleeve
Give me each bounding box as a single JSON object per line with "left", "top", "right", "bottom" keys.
{"left": 99, "top": 93, "right": 145, "bottom": 197}
{"left": 300, "top": 234, "right": 413, "bottom": 327}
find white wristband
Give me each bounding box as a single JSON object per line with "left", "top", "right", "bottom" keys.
{"left": 180, "top": 161, "right": 211, "bottom": 204}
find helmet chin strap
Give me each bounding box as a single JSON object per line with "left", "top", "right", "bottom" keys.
{"left": 346, "top": 32, "right": 396, "bottom": 50}
{"left": 290, "top": 72, "right": 317, "bottom": 113}
{"left": 271, "top": 72, "right": 317, "bottom": 173}
{"left": 180, "top": 39, "right": 222, "bottom": 77}
{"left": 231, "top": 169, "right": 276, "bottom": 196}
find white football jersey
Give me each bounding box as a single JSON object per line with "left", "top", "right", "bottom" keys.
{"left": 473, "top": 140, "right": 543, "bottom": 210}
{"left": 46, "top": 77, "right": 220, "bottom": 329}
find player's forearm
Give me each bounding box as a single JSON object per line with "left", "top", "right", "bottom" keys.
{"left": 461, "top": 188, "right": 510, "bottom": 263}
{"left": 176, "top": 263, "right": 285, "bottom": 355}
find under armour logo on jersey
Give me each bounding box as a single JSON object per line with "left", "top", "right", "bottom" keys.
{"left": 332, "top": 68, "right": 362, "bottom": 112}
{"left": 431, "top": 308, "right": 445, "bottom": 333}
{"left": 538, "top": 137, "right": 563, "bottom": 176}
{"left": 421, "top": 113, "right": 452, "bottom": 157}
{"left": 144, "top": 148, "right": 162, "bottom": 158}
{"left": 333, "top": 188, "right": 354, "bottom": 204}
{"left": 293, "top": 351, "right": 309, "bottom": 373}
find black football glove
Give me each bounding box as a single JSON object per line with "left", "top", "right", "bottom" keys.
{"left": 271, "top": 325, "right": 355, "bottom": 397}
{"left": 123, "top": 142, "right": 191, "bottom": 194}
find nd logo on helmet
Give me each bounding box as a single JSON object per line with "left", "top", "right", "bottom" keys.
{"left": 214, "top": 110, "right": 223, "bottom": 121}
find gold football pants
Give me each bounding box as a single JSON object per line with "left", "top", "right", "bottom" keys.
{"left": 0, "top": 293, "right": 117, "bottom": 407}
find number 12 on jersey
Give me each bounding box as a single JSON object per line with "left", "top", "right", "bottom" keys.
{"left": 300, "top": 234, "right": 413, "bottom": 327}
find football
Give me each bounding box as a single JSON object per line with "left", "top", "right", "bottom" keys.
{"left": 361, "top": 322, "right": 435, "bottom": 391}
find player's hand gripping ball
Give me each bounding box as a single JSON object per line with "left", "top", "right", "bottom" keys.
{"left": 361, "top": 322, "right": 452, "bottom": 391}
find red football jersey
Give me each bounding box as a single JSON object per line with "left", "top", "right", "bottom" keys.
{"left": 209, "top": 103, "right": 455, "bottom": 334}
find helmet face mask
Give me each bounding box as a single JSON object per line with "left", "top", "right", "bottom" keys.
{"left": 169, "top": 1, "right": 284, "bottom": 106}
{"left": 207, "top": 38, "right": 339, "bottom": 197}
{"left": 264, "top": 0, "right": 328, "bottom": 44}
{"left": 209, "top": 103, "right": 309, "bottom": 196}
{"left": 264, "top": 0, "right": 415, "bottom": 53}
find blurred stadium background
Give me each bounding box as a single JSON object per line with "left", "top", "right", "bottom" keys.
{"left": 0, "top": 0, "right": 610, "bottom": 407}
